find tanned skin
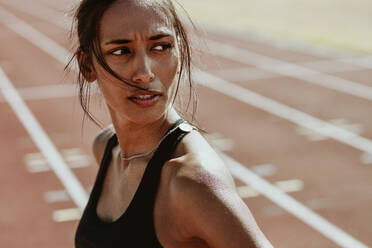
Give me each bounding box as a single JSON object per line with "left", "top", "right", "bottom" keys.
{"left": 80, "top": 0, "right": 273, "bottom": 247}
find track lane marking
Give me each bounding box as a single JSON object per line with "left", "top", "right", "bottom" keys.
{"left": 208, "top": 67, "right": 279, "bottom": 82}
{"left": 205, "top": 39, "right": 372, "bottom": 101}
{"left": 201, "top": 22, "right": 372, "bottom": 67}
{"left": 0, "top": 67, "right": 88, "bottom": 210}
{"left": 24, "top": 148, "right": 91, "bottom": 173}
{"left": 361, "top": 152, "right": 372, "bottom": 165}
{"left": 0, "top": 7, "right": 70, "bottom": 65}
{"left": 339, "top": 57, "right": 372, "bottom": 70}
{"left": 300, "top": 59, "right": 368, "bottom": 73}
{"left": 237, "top": 179, "right": 304, "bottom": 198}
{"left": 0, "top": 6, "right": 369, "bottom": 247}
{"left": 296, "top": 118, "right": 363, "bottom": 142}
{"left": 0, "top": 84, "right": 77, "bottom": 102}
{"left": 208, "top": 59, "right": 367, "bottom": 83}
{"left": 45, "top": 190, "right": 71, "bottom": 203}
{"left": 45, "top": 185, "right": 93, "bottom": 203}
{"left": 195, "top": 70, "right": 372, "bottom": 155}
{"left": 52, "top": 208, "right": 81, "bottom": 222}
{"left": 250, "top": 164, "right": 277, "bottom": 177}
{"left": 207, "top": 58, "right": 368, "bottom": 84}
{"left": 222, "top": 154, "right": 368, "bottom": 248}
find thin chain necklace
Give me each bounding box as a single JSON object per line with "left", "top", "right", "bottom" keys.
{"left": 119, "top": 120, "right": 186, "bottom": 161}
{"left": 120, "top": 146, "right": 157, "bottom": 161}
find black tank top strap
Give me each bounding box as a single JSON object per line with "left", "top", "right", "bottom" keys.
{"left": 133, "top": 118, "right": 195, "bottom": 213}
{"left": 98, "top": 133, "right": 118, "bottom": 177}
{"left": 115, "top": 118, "right": 195, "bottom": 248}
{"left": 100, "top": 133, "right": 118, "bottom": 167}
{"left": 86, "top": 133, "right": 118, "bottom": 213}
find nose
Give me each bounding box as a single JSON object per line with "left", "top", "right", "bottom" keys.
{"left": 131, "top": 52, "right": 155, "bottom": 84}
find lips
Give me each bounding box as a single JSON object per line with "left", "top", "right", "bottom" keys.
{"left": 128, "top": 91, "right": 162, "bottom": 107}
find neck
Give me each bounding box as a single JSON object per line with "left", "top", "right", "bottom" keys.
{"left": 110, "top": 107, "right": 181, "bottom": 162}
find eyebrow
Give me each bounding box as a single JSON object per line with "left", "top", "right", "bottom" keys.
{"left": 149, "top": 34, "right": 171, "bottom": 40}
{"left": 104, "top": 39, "right": 131, "bottom": 45}
{"left": 104, "top": 33, "right": 172, "bottom": 45}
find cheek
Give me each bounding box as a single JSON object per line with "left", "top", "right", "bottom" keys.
{"left": 158, "top": 52, "right": 179, "bottom": 88}
{"left": 92, "top": 58, "right": 113, "bottom": 81}
{"left": 165, "top": 58, "right": 180, "bottom": 101}
{"left": 92, "top": 60, "right": 127, "bottom": 93}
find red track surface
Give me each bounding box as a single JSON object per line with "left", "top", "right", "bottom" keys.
{"left": 0, "top": 1, "right": 371, "bottom": 247}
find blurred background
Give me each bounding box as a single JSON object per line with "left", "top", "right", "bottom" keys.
{"left": 0, "top": 0, "right": 371, "bottom": 247}
{"left": 182, "top": 0, "right": 372, "bottom": 55}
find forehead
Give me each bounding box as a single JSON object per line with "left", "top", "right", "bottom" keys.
{"left": 100, "top": 0, "right": 173, "bottom": 40}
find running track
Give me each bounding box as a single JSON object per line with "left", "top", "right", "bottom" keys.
{"left": 0, "top": 0, "right": 371, "bottom": 247}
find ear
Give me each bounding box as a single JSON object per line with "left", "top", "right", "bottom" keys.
{"left": 76, "top": 49, "right": 97, "bottom": 82}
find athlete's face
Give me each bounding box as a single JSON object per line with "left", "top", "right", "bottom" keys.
{"left": 90, "top": 0, "right": 180, "bottom": 124}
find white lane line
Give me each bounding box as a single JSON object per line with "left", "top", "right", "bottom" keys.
{"left": 0, "top": 0, "right": 72, "bottom": 33}
{"left": 301, "top": 60, "right": 369, "bottom": 73}
{"left": 205, "top": 39, "right": 372, "bottom": 101}
{"left": 222, "top": 154, "right": 368, "bottom": 248}
{"left": 237, "top": 179, "right": 304, "bottom": 198}
{"left": 0, "top": 84, "right": 77, "bottom": 102}
{"left": 201, "top": 21, "right": 370, "bottom": 62}
{"left": 208, "top": 67, "right": 279, "bottom": 82}
{"left": 52, "top": 208, "right": 81, "bottom": 222}
{"left": 208, "top": 59, "right": 367, "bottom": 83}
{"left": 361, "top": 153, "right": 372, "bottom": 165}
{"left": 275, "top": 179, "right": 304, "bottom": 193}
{"left": 339, "top": 57, "right": 372, "bottom": 70}
{"left": 45, "top": 185, "right": 93, "bottom": 203}
{"left": 1, "top": 6, "right": 369, "bottom": 246}
{"left": 45, "top": 190, "right": 71, "bottom": 203}
{"left": 195, "top": 70, "right": 372, "bottom": 155}
{"left": 296, "top": 118, "right": 363, "bottom": 142}
{"left": 236, "top": 185, "right": 260, "bottom": 198}
{"left": 0, "top": 7, "right": 70, "bottom": 66}
{"left": 203, "top": 132, "right": 234, "bottom": 151}
{"left": 0, "top": 67, "right": 88, "bottom": 210}
{"left": 0, "top": 0, "right": 68, "bottom": 29}
{"left": 250, "top": 164, "right": 277, "bottom": 177}
{"left": 24, "top": 148, "right": 91, "bottom": 173}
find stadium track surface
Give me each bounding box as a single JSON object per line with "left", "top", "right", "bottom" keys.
{"left": 0, "top": 0, "right": 371, "bottom": 247}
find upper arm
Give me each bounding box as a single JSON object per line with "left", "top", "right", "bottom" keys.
{"left": 92, "top": 125, "right": 115, "bottom": 165}
{"left": 170, "top": 166, "right": 273, "bottom": 248}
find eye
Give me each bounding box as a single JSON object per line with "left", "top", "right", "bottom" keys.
{"left": 110, "top": 47, "right": 131, "bottom": 56}
{"left": 152, "top": 43, "right": 172, "bottom": 52}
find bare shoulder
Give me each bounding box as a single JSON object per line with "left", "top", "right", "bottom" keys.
{"left": 166, "top": 130, "right": 236, "bottom": 192}
{"left": 164, "top": 131, "right": 273, "bottom": 248}
{"left": 164, "top": 130, "right": 238, "bottom": 213}
{"left": 92, "top": 124, "right": 115, "bottom": 165}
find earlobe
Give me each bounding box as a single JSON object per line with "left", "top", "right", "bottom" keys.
{"left": 76, "top": 50, "right": 97, "bottom": 82}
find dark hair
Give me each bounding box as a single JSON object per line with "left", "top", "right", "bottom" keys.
{"left": 66, "top": 0, "right": 197, "bottom": 128}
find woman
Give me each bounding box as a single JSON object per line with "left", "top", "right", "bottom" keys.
{"left": 69, "top": 0, "right": 273, "bottom": 247}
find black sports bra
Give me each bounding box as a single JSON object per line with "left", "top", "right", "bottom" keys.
{"left": 75, "top": 119, "right": 194, "bottom": 247}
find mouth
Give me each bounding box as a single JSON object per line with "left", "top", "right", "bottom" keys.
{"left": 128, "top": 91, "right": 162, "bottom": 107}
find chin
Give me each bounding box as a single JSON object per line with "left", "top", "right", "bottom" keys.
{"left": 125, "top": 103, "right": 169, "bottom": 125}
